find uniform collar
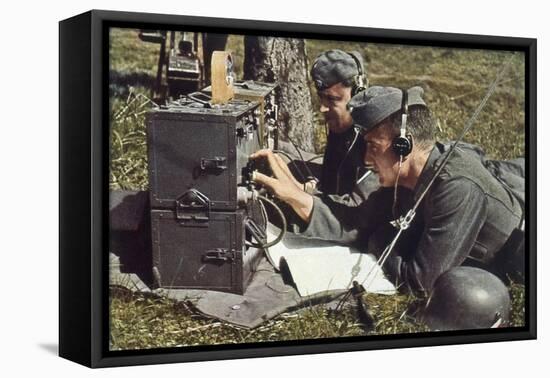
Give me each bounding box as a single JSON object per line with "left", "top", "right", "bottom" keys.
{"left": 413, "top": 142, "right": 445, "bottom": 202}
{"left": 328, "top": 124, "right": 358, "bottom": 141}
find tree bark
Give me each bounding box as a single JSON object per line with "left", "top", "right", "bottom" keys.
{"left": 243, "top": 36, "right": 315, "bottom": 152}
{"left": 201, "top": 33, "right": 228, "bottom": 87}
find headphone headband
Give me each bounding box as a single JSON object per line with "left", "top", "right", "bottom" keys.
{"left": 392, "top": 88, "right": 413, "bottom": 157}
{"left": 347, "top": 52, "right": 367, "bottom": 95}
{"left": 400, "top": 89, "right": 408, "bottom": 138}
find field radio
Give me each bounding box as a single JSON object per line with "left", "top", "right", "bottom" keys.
{"left": 146, "top": 90, "right": 277, "bottom": 294}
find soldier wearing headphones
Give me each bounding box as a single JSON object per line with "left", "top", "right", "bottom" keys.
{"left": 252, "top": 85, "right": 525, "bottom": 330}
{"left": 310, "top": 49, "right": 371, "bottom": 197}
{"left": 278, "top": 49, "right": 377, "bottom": 202}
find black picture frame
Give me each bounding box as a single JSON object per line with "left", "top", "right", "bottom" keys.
{"left": 59, "top": 9, "right": 536, "bottom": 368}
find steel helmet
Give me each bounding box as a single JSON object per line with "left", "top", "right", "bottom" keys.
{"left": 421, "top": 266, "right": 511, "bottom": 331}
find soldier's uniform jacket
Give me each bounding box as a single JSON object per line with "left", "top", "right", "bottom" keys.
{"left": 299, "top": 142, "right": 524, "bottom": 294}
{"left": 317, "top": 126, "right": 381, "bottom": 206}
{"left": 319, "top": 126, "right": 364, "bottom": 195}
{"left": 278, "top": 128, "right": 378, "bottom": 206}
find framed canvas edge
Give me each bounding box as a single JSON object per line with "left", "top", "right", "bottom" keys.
{"left": 59, "top": 10, "right": 93, "bottom": 367}
{"left": 57, "top": 9, "right": 537, "bottom": 368}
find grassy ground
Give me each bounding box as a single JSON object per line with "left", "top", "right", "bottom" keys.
{"left": 110, "top": 282, "right": 525, "bottom": 350}
{"left": 108, "top": 28, "right": 526, "bottom": 350}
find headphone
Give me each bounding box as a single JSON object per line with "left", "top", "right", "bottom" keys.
{"left": 347, "top": 52, "right": 368, "bottom": 96}
{"left": 391, "top": 89, "right": 414, "bottom": 158}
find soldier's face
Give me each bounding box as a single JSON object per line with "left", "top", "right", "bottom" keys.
{"left": 363, "top": 124, "right": 400, "bottom": 187}
{"left": 318, "top": 83, "right": 354, "bottom": 134}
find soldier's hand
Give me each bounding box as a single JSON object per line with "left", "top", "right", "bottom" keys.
{"left": 250, "top": 149, "right": 314, "bottom": 221}
{"left": 250, "top": 149, "right": 300, "bottom": 199}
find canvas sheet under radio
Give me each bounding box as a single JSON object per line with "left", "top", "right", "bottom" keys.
{"left": 111, "top": 253, "right": 314, "bottom": 328}
{"left": 110, "top": 223, "right": 395, "bottom": 329}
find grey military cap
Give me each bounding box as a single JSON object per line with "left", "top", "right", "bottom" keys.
{"left": 311, "top": 49, "right": 364, "bottom": 91}
{"left": 349, "top": 86, "right": 427, "bottom": 132}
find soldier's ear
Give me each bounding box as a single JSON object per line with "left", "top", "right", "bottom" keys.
{"left": 403, "top": 134, "right": 415, "bottom": 161}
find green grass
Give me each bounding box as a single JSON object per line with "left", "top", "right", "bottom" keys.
{"left": 108, "top": 28, "right": 526, "bottom": 350}
{"left": 109, "top": 89, "right": 150, "bottom": 190}
{"left": 109, "top": 287, "right": 419, "bottom": 350}
{"left": 110, "top": 281, "right": 525, "bottom": 350}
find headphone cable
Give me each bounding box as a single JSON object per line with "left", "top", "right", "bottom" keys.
{"left": 284, "top": 133, "right": 316, "bottom": 180}
{"left": 246, "top": 194, "right": 287, "bottom": 250}
{"left": 392, "top": 156, "right": 404, "bottom": 221}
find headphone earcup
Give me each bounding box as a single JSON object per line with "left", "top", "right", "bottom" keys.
{"left": 348, "top": 51, "right": 366, "bottom": 96}
{"left": 353, "top": 84, "right": 366, "bottom": 96}
{"left": 351, "top": 77, "right": 365, "bottom": 96}
{"left": 392, "top": 135, "right": 413, "bottom": 157}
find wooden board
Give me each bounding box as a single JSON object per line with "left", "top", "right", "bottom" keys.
{"left": 210, "top": 51, "right": 234, "bottom": 104}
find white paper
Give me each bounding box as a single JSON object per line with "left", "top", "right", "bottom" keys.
{"left": 265, "top": 224, "right": 396, "bottom": 297}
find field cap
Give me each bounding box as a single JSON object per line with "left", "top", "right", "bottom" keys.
{"left": 349, "top": 86, "right": 427, "bottom": 132}
{"left": 311, "top": 49, "right": 363, "bottom": 91}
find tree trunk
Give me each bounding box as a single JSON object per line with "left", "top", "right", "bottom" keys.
{"left": 243, "top": 36, "right": 315, "bottom": 152}
{"left": 201, "top": 33, "right": 228, "bottom": 87}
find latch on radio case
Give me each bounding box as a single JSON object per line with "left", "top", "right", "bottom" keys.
{"left": 200, "top": 156, "right": 227, "bottom": 172}
{"left": 175, "top": 189, "right": 210, "bottom": 226}
{"left": 202, "top": 248, "right": 236, "bottom": 263}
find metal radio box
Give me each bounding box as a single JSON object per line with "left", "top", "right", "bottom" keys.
{"left": 203, "top": 80, "right": 279, "bottom": 149}
{"left": 150, "top": 208, "right": 263, "bottom": 294}
{"left": 146, "top": 96, "right": 261, "bottom": 211}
